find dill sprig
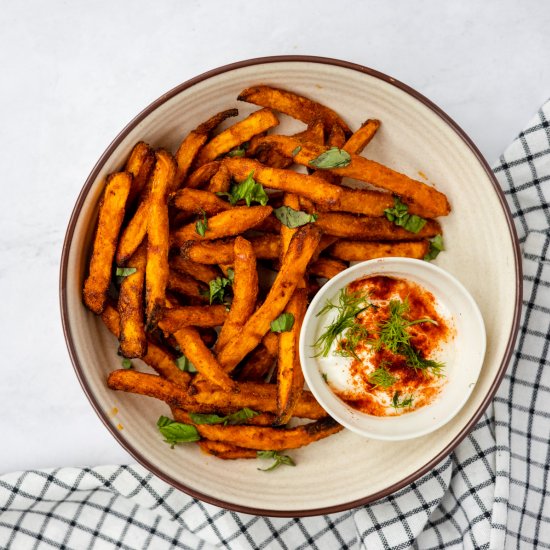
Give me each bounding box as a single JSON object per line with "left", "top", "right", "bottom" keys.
{"left": 392, "top": 391, "right": 414, "bottom": 409}
{"left": 334, "top": 323, "right": 369, "bottom": 360}
{"left": 368, "top": 365, "right": 398, "bottom": 389}
{"left": 313, "top": 288, "right": 372, "bottom": 358}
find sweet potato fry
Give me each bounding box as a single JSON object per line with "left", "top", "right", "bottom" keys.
{"left": 118, "top": 241, "right": 147, "bottom": 358}
{"left": 309, "top": 257, "right": 348, "bottom": 279}
{"left": 171, "top": 205, "right": 273, "bottom": 245}
{"left": 294, "top": 119, "right": 325, "bottom": 145}
{"left": 327, "top": 124, "right": 346, "bottom": 148}
{"left": 83, "top": 172, "right": 132, "bottom": 314}
{"left": 175, "top": 109, "right": 238, "bottom": 187}
{"left": 145, "top": 150, "right": 177, "bottom": 328}
{"left": 171, "top": 188, "right": 231, "bottom": 216}
{"left": 169, "top": 256, "right": 220, "bottom": 284}
{"left": 197, "top": 440, "right": 258, "bottom": 459}
{"left": 237, "top": 340, "right": 278, "bottom": 382}
{"left": 238, "top": 85, "right": 351, "bottom": 136}
{"left": 254, "top": 214, "right": 282, "bottom": 234}
{"left": 181, "top": 234, "right": 280, "bottom": 264}
{"left": 167, "top": 269, "right": 207, "bottom": 301}
{"left": 158, "top": 305, "right": 228, "bottom": 333}
{"left": 216, "top": 224, "right": 322, "bottom": 371}
{"left": 196, "top": 108, "right": 279, "bottom": 166}
{"left": 116, "top": 191, "right": 150, "bottom": 266}
{"left": 275, "top": 287, "right": 307, "bottom": 425}
{"left": 329, "top": 240, "right": 430, "bottom": 261}
{"left": 223, "top": 157, "right": 342, "bottom": 207}
{"left": 311, "top": 234, "right": 339, "bottom": 262}
{"left": 178, "top": 410, "right": 342, "bottom": 451}
{"left": 215, "top": 237, "right": 258, "bottom": 352}
{"left": 101, "top": 305, "right": 191, "bottom": 389}
{"left": 172, "top": 327, "right": 236, "bottom": 391}
{"left": 125, "top": 142, "right": 155, "bottom": 204}
{"left": 206, "top": 163, "right": 231, "bottom": 193}
{"left": 315, "top": 212, "right": 441, "bottom": 240}
{"left": 185, "top": 161, "right": 221, "bottom": 189}
{"left": 279, "top": 193, "right": 301, "bottom": 258}
{"left": 344, "top": 119, "right": 381, "bottom": 154}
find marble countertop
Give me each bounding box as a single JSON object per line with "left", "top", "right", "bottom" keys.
{"left": 1, "top": 0, "right": 549, "bottom": 474}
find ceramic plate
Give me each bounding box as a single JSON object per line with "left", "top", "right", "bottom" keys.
{"left": 60, "top": 56, "right": 521, "bottom": 516}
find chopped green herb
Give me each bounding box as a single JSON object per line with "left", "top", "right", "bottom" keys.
{"left": 207, "top": 274, "right": 233, "bottom": 305}
{"left": 334, "top": 323, "right": 369, "bottom": 361}
{"left": 157, "top": 416, "right": 200, "bottom": 448}
{"left": 195, "top": 209, "right": 208, "bottom": 237}
{"left": 273, "top": 206, "right": 318, "bottom": 228}
{"left": 115, "top": 267, "right": 137, "bottom": 278}
{"left": 257, "top": 450, "right": 296, "bottom": 472}
{"left": 291, "top": 145, "right": 302, "bottom": 156}
{"left": 308, "top": 147, "right": 351, "bottom": 169}
{"left": 175, "top": 356, "right": 197, "bottom": 373}
{"left": 218, "top": 171, "right": 268, "bottom": 206}
{"left": 321, "top": 372, "right": 328, "bottom": 383}
{"left": 189, "top": 408, "right": 259, "bottom": 426}
{"left": 368, "top": 366, "right": 397, "bottom": 388}
{"left": 384, "top": 197, "right": 427, "bottom": 234}
{"left": 226, "top": 142, "right": 249, "bottom": 158}
{"left": 121, "top": 358, "right": 133, "bottom": 369}
{"left": 424, "top": 235, "right": 445, "bottom": 261}
{"left": 270, "top": 313, "right": 295, "bottom": 333}
{"left": 391, "top": 391, "right": 414, "bottom": 410}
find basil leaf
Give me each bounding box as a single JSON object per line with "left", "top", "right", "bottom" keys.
{"left": 257, "top": 450, "right": 296, "bottom": 472}
{"left": 384, "top": 197, "right": 427, "bottom": 234}
{"left": 270, "top": 313, "right": 295, "bottom": 333}
{"left": 189, "top": 413, "right": 225, "bottom": 425}
{"left": 424, "top": 235, "right": 444, "bottom": 261}
{"left": 175, "top": 356, "right": 197, "bottom": 373}
{"left": 156, "top": 416, "right": 200, "bottom": 447}
{"left": 207, "top": 275, "right": 233, "bottom": 305}
{"left": 226, "top": 142, "right": 249, "bottom": 157}
{"left": 115, "top": 267, "right": 137, "bottom": 278}
{"left": 121, "top": 358, "right": 133, "bottom": 369}
{"left": 308, "top": 147, "right": 351, "bottom": 169}
{"left": 291, "top": 145, "right": 302, "bottom": 156}
{"left": 189, "top": 408, "right": 259, "bottom": 426}
{"left": 273, "top": 206, "right": 318, "bottom": 228}
{"left": 222, "top": 171, "right": 268, "bottom": 207}
{"left": 195, "top": 210, "right": 208, "bottom": 237}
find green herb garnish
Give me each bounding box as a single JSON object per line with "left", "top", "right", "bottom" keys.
{"left": 226, "top": 142, "right": 249, "bottom": 158}
{"left": 313, "top": 288, "right": 372, "bottom": 358}
{"left": 308, "top": 147, "right": 351, "bottom": 169}
{"left": 189, "top": 408, "right": 259, "bottom": 426}
{"left": 291, "top": 145, "right": 302, "bottom": 156}
{"left": 273, "top": 206, "right": 318, "bottom": 228}
{"left": 195, "top": 209, "right": 208, "bottom": 237}
{"left": 368, "top": 366, "right": 397, "bottom": 388}
{"left": 175, "top": 356, "right": 197, "bottom": 373}
{"left": 321, "top": 372, "right": 328, "bottom": 383}
{"left": 218, "top": 171, "right": 268, "bottom": 206}
{"left": 270, "top": 313, "right": 295, "bottom": 333}
{"left": 206, "top": 272, "right": 233, "bottom": 305}
{"left": 334, "top": 323, "right": 369, "bottom": 361}
{"left": 384, "top": 197, "right": 427, "bottom": 234}
{"left": 424, "top": 235, "right": 444, "bottom": 261}
{"left": 391, "top": 391, "right": 414, "bottom": 410}
{"left": 115, "top": 267, "right": 137, "bottom": 278}
{"left": 257, "top": 450, "right": 296, "bottom": 472}
{"left": 157, "top": 416, "right": 200, "bottom": 448}
{"left": 121, "top": 358, "right": 133, "bottom": 369}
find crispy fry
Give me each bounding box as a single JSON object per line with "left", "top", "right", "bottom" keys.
{"left": 294, "top": 119, "right": 325, "bottom": 145}
{"left": 237, "top": 341, "right": 278, "bottom": 382}
{"left": 118, "top": 241, "right": 147, "bottom": 358}
{"left": 175, "top": 408, "right": 276, "bottom": 428}
{"left": 158, "top": 305, "right": 228, "bottom": 333}
{"left": 216, "top": 224, "right": 322, "bottom": 371}
{"left": 327, "top": 124, "right": 346, "bottom": 148}
{"left": 216, "top": 237, "right": 258, "bottom": 352}
{"left": 145, "top": 150, "right": 177, "bottom": 328}
{"left": 223, "top": 157, "right": 342, "bottom": 207}
{"left": 315, "top": 212, "right": 441, "bottom": 240}
{"left": 185, "top": 161, "right": 221, "bottom": 189}
{"left": 167, "top": 269, "right": 207, "bottom": 301}
{"left": 329, "top": 239, "right": 430, "bottom": 261}
{"left": 171, "top": 188, "right": 231, "bottom": 216}
{"left": 116, "top": 190, "right": 150, "bottom": 266}
{"left": 311, "top": 234, "right": 339, "bottom": 262}
{"left": 344, "top": 119, "right": 381, "bottom": 154}
{"left": 169, "top": 256, "right": 220, "bottom": 284}
{"left": 172, "top": 327, "right": 236, "bottom": 391}
{"left": 206, "top": 163, "right": 231, "bottom": 193}
{"left": 275, "top": 287, "right": 307, "bottom": 425}
{"left": 125, "top": 142, "right": 155, "bottom": 204}
{"left": 175, "top": 109, "right": 238, "bottom": 187}
{"left": 238, "top": 85, "right": 351, "bottom": 136}
{"left": 181, "top": 234, "right": 280, "bottom": 264}
{"left": 309, "top": 257, "right": 348, "bottom": 279}
{"left": 83, "top": 172, "right": 132, "bottom": 314}
{"left": 279, "top": 193, "right": 301, "bottom": 258}
{"left": 197, "top": 440, "right": 258, "bottom": 459}
{"left": 196, "top": 108, "right": 279, "bottom": 166}
{"left": 171, "top": 205, "right": 273, "bottom": 245}
{"left": 254, "top": 214, "right": 282, "bottom": 233}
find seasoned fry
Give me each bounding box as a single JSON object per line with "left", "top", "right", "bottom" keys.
{"left": 116, "top": 190, "right": 150, "bottom": 266}
{"left": 145, "top": 150, "right": 177, "bottom": 328}
{"left": 158, "top": 305, "right": 228, "bottom": 333}
{"left": 276, "top": 287, "right": 307, "bottom": 425}
{"left": 254, "top": 214, "right": 282, "bottom": 234}
{"left": 197, "top": 440, "right": 258, "bottom": 459}
{"left": 311, "top": 234, "right": 339, "bottom": 262}
{"left": 237, "top": 340, "right": 278, "bottom": 382}
{"left": 185, "top": 161, "right": 221, "bottom": 189}
{"left": 223, "top": 157, "right": 342, "bottom": 207}
{"left": 169, "top": 256, "right": 220, "bottom": 284}
{"left": 238, "top": 85, "right": 351, "bottom": 136}
{"left": 196, "top": 108, "right": 279, "bottom": 166}
{"left": 181, "top": 234, "right": 280, "bottom": 264}
{"left": 315, "top": 212, "right": 441, "bottom": 240}
{"left": 216, "top": 224, "right": 322, "bottom": 371}
{"left": 126, "top": 142, "right": 155, "bottom": 204}
{"left": 171, "top": 188, "right": 231, "bottom": 216}
{"left": 118, "top": 241, "right": 147, "bottom": 358}
{"left": 206, "top": 163, "right": 231, "bottom": 193}
{"left": 309, "top": 257, "right": 347, "bottom": 279}
{"left": 172, "top": 327, "right": 236, "bottom": 391}
{"left": 171, "top": 205, "right": 273, "bottom": 245}
{"left": 177, "top": 408, "right": 277, "bottom": 428}
{"left": 175, "top": 109, "right": 238, "bottom": 187}
{"left": 327, "top": 124, "right": 346, "bottom": 148}
{"left": 294, "top": 119, "right": 325, "bottom": 145}
{"left": 167, "top": 269, "right": 207, "bottom": 301}
{"left": 329, "top": 240, "right": 430, "bottom": 261}
{"left": 279, "top": 193, "right": 301, "bottom": 258}
{"left": 344, "top": 119, "right": 381, "bottom": 154}
{"left": 215, "top": 237, "right": 258, "bottom": 352}
{"left": 83, "top": 172, "right": 132, "bottom": 314}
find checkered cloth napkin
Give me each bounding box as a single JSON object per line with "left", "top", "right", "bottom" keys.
{"left": 2, "top": 102, "right": 550, "bottom": 550}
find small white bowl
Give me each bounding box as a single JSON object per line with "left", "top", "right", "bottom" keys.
{"left": 300, "top": 258, "right": 486, "bottom": 441}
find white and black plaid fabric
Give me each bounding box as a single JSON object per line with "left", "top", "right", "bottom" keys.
{"left": 2, "top": 101, "right": 549, "bottom": 550}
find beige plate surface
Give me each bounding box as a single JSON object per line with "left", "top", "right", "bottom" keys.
{"left": 60, "top": 56, "right": 521, "bottom": 516}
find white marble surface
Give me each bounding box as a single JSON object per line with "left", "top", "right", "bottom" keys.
{"left": 1, "top": 0, "right": 549, "bottom": 474}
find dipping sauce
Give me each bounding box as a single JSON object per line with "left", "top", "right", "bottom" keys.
{"left": 314, "top": 275, "right": 453, "bottom": 416}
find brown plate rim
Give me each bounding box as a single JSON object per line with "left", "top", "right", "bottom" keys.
{"left": 59, "top": 55, "right": 522, "bottom": 517}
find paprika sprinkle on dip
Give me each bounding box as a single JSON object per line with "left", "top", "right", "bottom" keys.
{"left": 313, "top": 275, "right": 454, "bottom": 417}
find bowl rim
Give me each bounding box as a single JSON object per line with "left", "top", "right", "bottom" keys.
{"left": 300, "top": 257, "right": 487, "bottom": 441}
{"left": 59, "top": 54, "right": 522, "bottom": 517}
